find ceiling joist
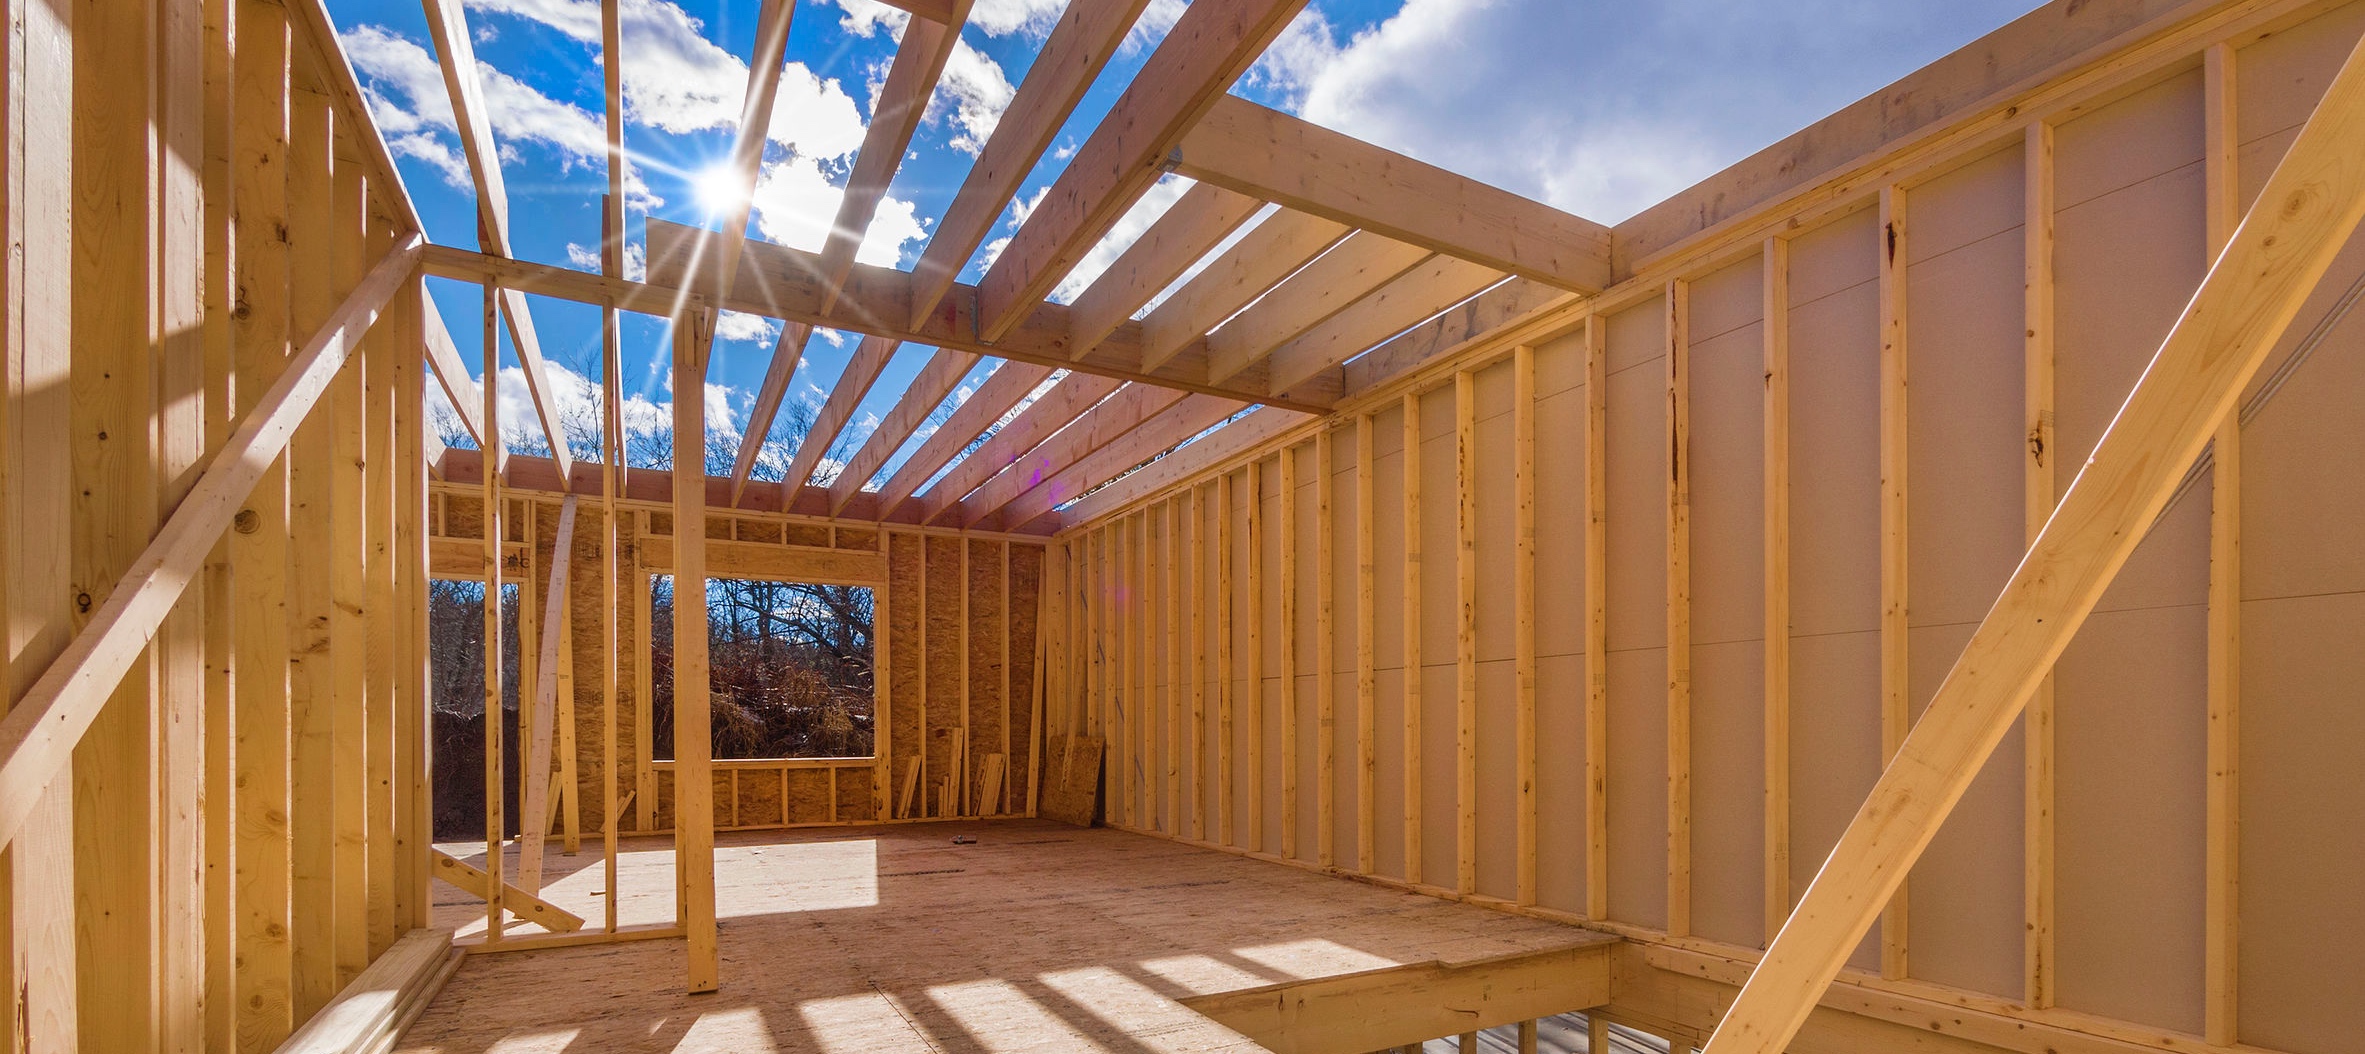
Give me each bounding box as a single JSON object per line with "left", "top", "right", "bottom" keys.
{"left": 1170, "top": 94, "right": 1615, "bottom": 293}
{"left": 869, "top": 361, "right": 1055, "bottom": 518}
{"left": 824, "top": 348, "right": 981, "bottom": 515}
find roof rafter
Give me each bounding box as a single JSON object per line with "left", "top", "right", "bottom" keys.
{"left": 824, "top": 348, "right": 981, "bottom": 515}
{"left": 970, "top": 0, "right": 1310, "bottom": 343}
{"left": 1261, "top": 256, "right": 1506, "bottom": 398}
{"left": 1171, "top": 94, "right": 1615, "bottom": 293}
{"left": 421, "top": 0, "right": 574, "bottom": 475}
{"left": 1201, "top": 232, "right": 1432, "bottom": 384}
{"left": 910, "top": 371, "right": 1124, "bottom": 523}
{"left": 977, "top": 391, "right": 1244, "bottom": 532}
{"left": 869, "top": 360, "right": 1055, "bottom": 518}
{"left": 1064, "top": 182, "right": 1265, "bottom": 354}
{"left": 1131, "top": 209, "right": 1347, "bottom": 372}
{"left": 773, "top": 334, "right": 901, "bottom": 498}
{"left": 944, "top": 380, "right": 1193, "bottom": 527}
{"left": 906, "top": 0, "right": 1158, "bottom": 331}
{"left": 1058, "top": 404, "right": 1311, "bottom": 526}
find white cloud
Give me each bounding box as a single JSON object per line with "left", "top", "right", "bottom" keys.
{"left": 748, "top": 155, "right": 927, "bottom": 264}
{"left": 969, "top": 0, "right": 1066, "bottom": 37}
{"left": 563, "top": 240, "right": 648, "bottom": 280}
{"left": 470, "top": 0, "right": 867, "bottom": 160}
{"left": 714, "top": 310, "right": 780, "bottom": 345}
{"left": 933, "top": 39, "right": 1017, "bottom": 155}
{"left": 1274, "top": 0, "right": 2048, "bottom": 224}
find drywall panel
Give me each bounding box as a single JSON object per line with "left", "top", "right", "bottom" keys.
{"left": 1907, "top": 144, "right": 2025, "bottom": 265}
{"left": 1784, "top": 216, "right": 1880, "bottom": 641}
{"left": 1534, "top": 652, "right": 1589, "bottom": 915}
{"left": 2239, "top": 235, "right": 2365, "bottom": 602}
{"left": 1606, "top": 646, "right": 1669, "bottom": 930}
{"left": 1290, "top": 442, "right": 1322, "bottom": 864}
{"left": 1417, "top": 384, "right": 1459, "bottom": 887}
{"left": 2236, "top": 1, "right": 2365, "bottom": 148}
{"left": 1369, "top": 402, "right": 1411, "bottom": 881}
{"left": 1532, "top": 333, "right": 1591, "bottom": 916}
{"left": 2238, "top": 592, "right": 2365, "bottom": 1054}
{"left": 1259, "top": 458, "right": 1287, "bottom": 853}
{"left": 2054, "top": 69, "right": 2204, "bottom": 211}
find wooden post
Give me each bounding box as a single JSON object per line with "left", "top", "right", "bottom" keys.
{"left": 1454, "top": 370, "right": 1477, "bottom": 896}
{"left": 1316, "top": 428, "right": 1337, "bottom": 869}
{"left": 1875, "top": 183, "right": 1910, "bottom": 980}
{"left": 1402, "top": 390, "right": 1423, "bottom": 886}
{"left": 2201, "top": 41, "right": 2241, "bottom": 1047}
{"left": 286, "top": 80, "right": 337, "bottom": 1015}
{"left": 479, "top": 284, "right": 508, "bottom": 944}
{"left": 2020, "top": 119, "right": 2058, "bottom": 1008}
{"left": 1584, "top": 313, "right": 1609, "bottom": 920}
{"left": 1356, "top": 414, "right": 1376, "bottom": 875}
{"left": 1697, "top": 33, "right": 2365, "bottom": 1053}
{"left": 671, "top": 313, "right": 718, "bottom": 993}
{"left": 1514, "top": 344, "right": 1537, "bottom": 906}
{"left": 1666, "top": 279, "right": 1693, "bottom": 938}
{"left": 1280, "top": 447, "right": 1300, "bottom": 859}
{"left": 1763, "top": 237, "right": 1793, "bottom": 946}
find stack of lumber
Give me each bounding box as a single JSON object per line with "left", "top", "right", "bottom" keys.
{"left": 273, "top": 929, "right": 461, "bottom": 1054}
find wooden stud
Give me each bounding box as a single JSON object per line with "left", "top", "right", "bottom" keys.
{"left": 479, "top": 284, "right": 508, "bottom": 945}
{"left": 1455, "top": 370, "right": 1478, "bottom": 896}
{"left": 1666, "top": 279, "right": 1694, "bottom": 939}
{"left": 2201, "top": 41, "right": 2241, "bottom": 1048}
{"left": 1356, "top": 414, "right": 1376, "bottom": 875}
{"left": 670, "top": 313, "right": 718, "bottom": 993}
{"left": 1280, "top": 447, "right": 1300, "bottom": 859}
{"left": 634, "top": 511, "right": 655, "bottom": 832}
{"left": 1763, "top": 237, "right": 1793, "bottom": 946}
{"left": 2021, "top": 119, "right": 2058, "bottom": 1009}
{"left": 519, "top": 496, "right": 579, "bottom": 892}
{"left": 1698, "top": 34, "right": 2365, "bottom": 1054}
{"left": 327, "top": 146, "right": 371, "bottom": 989}
{"left": 1584, "top": 313, "right": 1609, "bottom": 920}
{"left": 1876, "top": 183, "right": 1910, "bottom": 980}
{"left": 1317, "top": 427, "right": 1338, "bottom": 869}
{"left": 1188, "top": 485, "right": 1206, "bottom": 842}
{"left": 1514, "top": 344, "right": 1537, "bottom": 906}
{"left": 1401, "top": 390, "right": 1423, "bottom": 886}
{"left": 1167, "top": 500, "right": 1183, "bottom": 834}
{"left": 1218, "top": 472, "right": 1235, "bottom": 846}
{"left": 1246, "top": 458, "right": 1265, "bottom": 852}
{"left": 286, "top": 82, "right": 337, "bottom": 1016}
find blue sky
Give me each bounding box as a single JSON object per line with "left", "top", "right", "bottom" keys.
{"left": 331, "top": 0, "right": 2043, "bottom": 491}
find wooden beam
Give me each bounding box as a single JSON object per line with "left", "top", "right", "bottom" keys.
{"left": 1763, "top": 237, "right": 1793, "bottom": 946}
{"left": 951, "top": 383, "right": 1194, "bottom": 527}
{"left": 1315, "top": 426, "right": 1337, "bottom": 869}
{"left": 777, "top": 335, "right": 903, "bottom": 495}
{"left": 813, "top": 6, "right": 969, "bottom": 314}
{"left": 827, "top": 349, "right": 980, "bottom": 514}
{"left": 518, "top": 495, "right": 579, "bottom": 893}
{"left": 0, "top": 237, "right": 424, "bottom": 853}
{"left": 671, "top": 313, "right": 720, "bottom": 993}
{"left": 1875, "top": 185, "right": 1909, "bottom": 980}
{"left": 871, "top": 362, "right": 1055, "bottom": 518}
{"left": 1697, "top": 32, "right": 2365, "bottom": 1054}
{"left": 1454, "top": 370, "right": 1477, "bottom": 896}
{"left": 1583, "top": 314, "right": 1609, "bottom": 920}
{"left": 1401, "top": 389, "right": 1423, "bottom": 886}
{"left": 1182, "top": 942, "right": 1615, "bottom": 1054}
{"left": 1136, "top": 210, "right": 1348, "bottom": 373}
{"left": 1069, "top": 183, "right": 1265, "bottom": 353}
{"left": 2201, "top": 40, "right": 2241, "bottom": 1048}
{"left": 990, "top": 393, "right": 1246, "bottom": 533}
{"left": 726, "top": 321, "right": 814, "bottom": 500}
{"left": 1666, "top": 280, "right": 1693, "bottom": 939}
{"left": 420, "top": 303, "right": 489, "bottom": 457}
{"left": 1058, "top": 406, "right": 1311, "bottom": 526}
{"left": 1264, "top": 256, "right": 1505, "bottom": 399}
{"left": 1514, "top": 344, "right": 1537, "bottom": 906}
{"left": 1354, "top": 413, "right": 1376, "bottom": 875}
{"left": 1204, "top": 232, "right": 1432, "bottom": 385}
{"left": 906, "top": 0, "right": 1156, "bottom": 329}
{"left": 970, "top": 0, "right": 1310, "bottom": 342}
{"left": 419, "top": 0, "right": 573, "bottom": 475}
{"left": 1171, "top": 95, "right": 1614, "bottom": 293}
{"left": 915, "top": 372, "right": 1125, "bottom": 520}
{"left": 2020, "top": 120, "right": 2058, "bottom": 1009}
{"left": 428, "top": 852, "right": 584, "bottom": 933}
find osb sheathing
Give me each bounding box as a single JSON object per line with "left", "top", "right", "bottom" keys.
{"left": 885, "top": 531, "right": 924, "bottom": 812}
{"left": 736, "top": 768, "right": 784, "bottom": 827}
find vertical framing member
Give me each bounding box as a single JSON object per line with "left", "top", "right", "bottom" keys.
{"left": 1316, "top": 426, "right": 1337, "bottom": 869}
{"left": 1876, "top": 182, "right": 1911, "bottom": 980}
{"left": 669, "top": 312, "right": 718, "bottom": 993}
{"left": 1401, "top": 390, "right": 1423, "bottom": 886}
{"left": 1454, "top": 370, "right": 1477, "bottom": 896}
{"left": 1763, "top": 237, "right": 1794, "bottom": 945}
{"left": 1666, "top": 279, "right": 1693, "bottom": 938}
{"left": 1355, "top": 413, "right": 1376, "bottom": 874}
{"left": 478, "top": 284, "right": 508, "bottom": 944}
{"left": 1166, "top": 498, "right": 1182, "bottom": 834}
{"left": 1246, "top": 458, "right": 1264, "bottom": 852}
{"left": 2021, "top": 118, "right": 2058, "bottom": 1008}
{"left": 1188, "top": 483, "right": 1206, "bottom": 841}
{"left": 1279, "top": 446, "right": 1299, "bottom": 859}
{"left": 2201, "top": 40, "right": 2240, "bottom": 1047}
{"left": 1583, "top": 313, "right": 1609, "bottom": 920}
{"left": 1513, "top": 344, "right": 1537, "bottom": 906}
{"left": 1217, "top": 471, "right": 1235, "bottom": 846}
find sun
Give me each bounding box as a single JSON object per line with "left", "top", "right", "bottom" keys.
{"left": 691, "top": 162, "right": 749, "bottom": 215}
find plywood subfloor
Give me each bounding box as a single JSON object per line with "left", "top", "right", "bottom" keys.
{"left": 397, "top": 820, "right": 1615, "bottom": 1052}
